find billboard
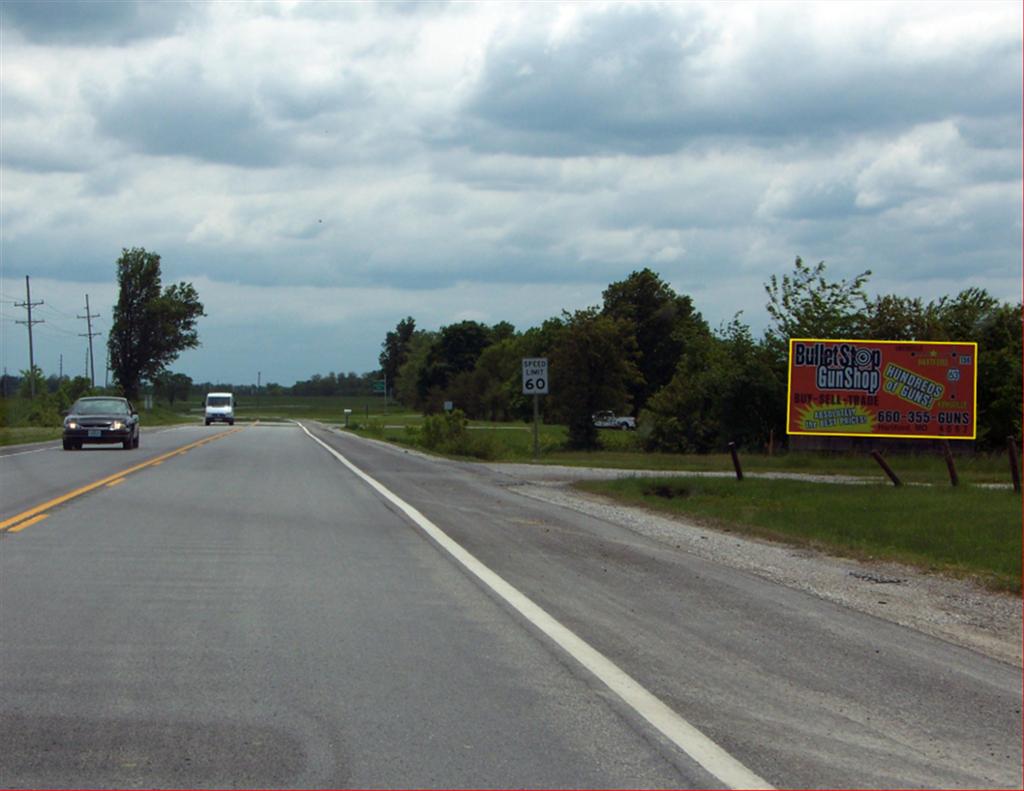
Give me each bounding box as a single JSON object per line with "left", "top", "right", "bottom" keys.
{"left": 787, "top": 339, "right": 977, "bottom": 440}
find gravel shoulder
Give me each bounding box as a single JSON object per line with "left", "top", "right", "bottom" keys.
{"left": 485, "top": 462, "right": 1023, "bottom": 668}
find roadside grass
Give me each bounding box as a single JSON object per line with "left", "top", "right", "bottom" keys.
{"left": 576, "top": 476, "right": 1022, "bottom": 593}
{"left": 348, "top": 418, "right": 1014, "bottom": 485}
{"left": 0, "top": 403, "right": 197, "bottom": 446}
{"left": 0, "top": 426, "right": 62, "bottom": 446}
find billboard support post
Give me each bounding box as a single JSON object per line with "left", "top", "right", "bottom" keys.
{"left": 870, "top": 450, "right": 902, "bottom": 487}
{"left": 728, "top": 442, "right": 743, "bottom": 481}
{"left": 1007, "top": 436, "right": 1021, "bottom": 493}
{"left": 941, "top": 440, "right": 959, "bottom": 487}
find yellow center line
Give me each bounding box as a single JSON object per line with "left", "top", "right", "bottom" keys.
{"left": 8, "top": 514, "right": 49, "bottom": 533}
{"left": 0, "top": 427, "right": 243, "bottom": 532}
{"left": 106, "top": 478, "right": 126, "bottom": 488}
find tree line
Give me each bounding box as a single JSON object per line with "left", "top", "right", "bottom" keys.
{"left": 379, "top": 259, "right": 1022, "bottom": 451}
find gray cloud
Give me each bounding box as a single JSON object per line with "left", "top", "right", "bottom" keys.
{"left": 1, "top": 0, "right": 191, "bottom": 46}
{"left": 89, "top": 62, "right": 287, "bottom": 167}
{"left": 1, "top": 2, "right": 1020, "bottom": 382}
{"left": 459, "top": 5, "right": 1021, "bottom": 157}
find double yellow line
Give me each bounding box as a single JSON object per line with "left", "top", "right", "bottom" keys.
{"left": 0, "top": 427, "right": 243, "bottom": 534}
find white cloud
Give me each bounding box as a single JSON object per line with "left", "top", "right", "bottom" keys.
{"left": 1, "top": 1, "right": 1019, "bottom": 383}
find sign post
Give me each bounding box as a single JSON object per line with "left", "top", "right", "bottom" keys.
{"left": 522, "top": 358, "right": 549, "bottom": 460}
{"left": 373, "top": 378, "right": 387, "bottom": 411}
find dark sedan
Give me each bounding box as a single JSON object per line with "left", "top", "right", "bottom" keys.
{"left": 62, "top": 397, "right": 140, "bottom": 450}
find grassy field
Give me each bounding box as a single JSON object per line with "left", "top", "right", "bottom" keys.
{"left": 575, "top": 476, "right": 1022, "bottom": 592}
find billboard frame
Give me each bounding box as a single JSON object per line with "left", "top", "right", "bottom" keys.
{"left": 786, "top": 338, "right": 978, "bottom": 441}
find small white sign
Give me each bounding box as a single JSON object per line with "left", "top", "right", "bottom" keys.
{"left": 522, "top": 357, "right": 549, "bottom": 395}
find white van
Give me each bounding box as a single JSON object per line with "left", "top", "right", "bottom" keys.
{"left": 204, "top": 392, "right": 235, "bottom": 426}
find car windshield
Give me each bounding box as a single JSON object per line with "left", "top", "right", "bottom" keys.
{"left": 207, "top": 397, "right": 231, "bottom": 407}
{"left": 73, "top": 399, "right": 129, "bottom": 416}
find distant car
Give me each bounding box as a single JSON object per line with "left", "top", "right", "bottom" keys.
{"left": 63, "top": 396, "right": 140, "bottom": 450}
{"left": 204, "top": 392, "right": 235, "bottom": 425}
{"left": 592, "top": 410, "right": 636, "bottom": 430}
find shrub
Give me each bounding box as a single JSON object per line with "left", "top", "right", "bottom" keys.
{"left": 418, "top": 409, "right": 496, "bottom": 459}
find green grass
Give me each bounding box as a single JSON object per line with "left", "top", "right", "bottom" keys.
{"left": 0, "top": 426, "right": 63, "bottom": 446}
{"left": 349, "top": 418, "right": 1014, "bottom": 485}
{"left": 576, "top": 476, "right": 1022, "bottom": 592}
{"left": 0, "top": 403, "right": 200, "bottom": 446}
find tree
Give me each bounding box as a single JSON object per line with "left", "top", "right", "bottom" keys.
{"left": 549, "top": 309, "right": 640, "bottom": 449}
{"left": 602, "top": 268, "right": 708, "bottom": 412}
{"left": 967, "top": 299, "right": 1021, "bottom": 448}
{"left": 17, "top": 365, "right": 46, "bottom": 399}
{"left": 394, "top": 330, "right": 437, "bottom": 409}
{"left": 859, "top": 294, "right": 946, "bottom": 340}
{"left": 379, "top": 316, "right": 417, "bottom": 390}
{"left": 107, "top": 248, "right": 204, "bottom": 401}
{"left": 764, "top": 257, "right": 871, "bottom": 349}
{"left": 153, "top": 371, "right": 193, "bottom": 405}
{"left": 644, "top": 317, "right": 785, "bottom": 453}
{"left": 417, "top": 320, "right": 493, "bottom": 409}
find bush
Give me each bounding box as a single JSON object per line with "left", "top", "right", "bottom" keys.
{"left": 25, "top": 395, "right": 61, "bottom": 427}
{"left": 419, "top": 410, "right": 496, "bottom": 459}
{"left": 363, "top": 420, "right": 385, "bottom": 438}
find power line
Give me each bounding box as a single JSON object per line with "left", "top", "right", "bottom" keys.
{"left": 78, "top": 294, "right": 101, "bottom": 388}
{"left": 13, "top": 276, "right": 44, "bottom": 396}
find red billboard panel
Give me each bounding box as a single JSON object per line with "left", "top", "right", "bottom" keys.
{"left": 787, "top": 339, "right": 978, "bottom": 440}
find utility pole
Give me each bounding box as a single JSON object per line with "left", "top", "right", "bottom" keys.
{"left": 59, "top": 353, "right": 63, "bottom": 380}
{"left": 257, "top": 371, "right": 261, "bottom": 406}
{"left": 14, "top": 275, "right": 44, "bottom": 397}
{"left": 78, "top": 294, "right": 100, "bottom": 388}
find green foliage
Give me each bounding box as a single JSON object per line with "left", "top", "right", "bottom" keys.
{"left": 643, "top": 316, "right": 785, "bottom": 453}
{"left": 764, "top": 257, "right": 871, "bottom": 347}
{"left": 379, "top": 316, "right": 416, "bottom": 389}
{"left": 153, "top": 371, "right": 193, "bottom": 405}
{"left": 418, "top": 409, "right": 496, "bottom": 459}
{"left": 11, "top": 371, "right": 63, "bottom": 427}
{"left": 17, "top": 366, "right": 46, "bottom": 399}
{"left": 55, "top": 376, "right": 95, "bottom": 412}
{"left": 602, "top": 268, "right": 709, "bottom": 412}
{"left": 549, "top": 308, "right": 641, "bottom": 450}
{"left": 374, "top": 259, "right": 1019, "bottom": 457}
{"left": 108, "top": 247, "right": 205, "bottom": 401}
{"left": 974, "top": 302, "right": 1023, "bottom": 447}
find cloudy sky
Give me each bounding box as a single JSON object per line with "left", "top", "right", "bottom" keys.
{"left": 1, "top": 1, "right": 1020, "bottom": 386}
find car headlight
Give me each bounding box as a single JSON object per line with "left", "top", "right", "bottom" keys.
{"left": 110, "top": 420, "right": 125, "bottom": 430}
{"left": 65, "top": 419, "right": 78, "bottom": 429}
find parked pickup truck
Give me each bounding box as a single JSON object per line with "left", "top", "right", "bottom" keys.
{"left": 592, "top": 410, "right": 636, "bottom": 430}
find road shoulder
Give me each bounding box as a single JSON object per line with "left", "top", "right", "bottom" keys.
{"left": 503, "top": 473, "right": 1022, "bottom": 667}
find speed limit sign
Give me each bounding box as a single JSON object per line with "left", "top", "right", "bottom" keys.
{"left": 522, "top": 358, "right": 549, "bottom": 395}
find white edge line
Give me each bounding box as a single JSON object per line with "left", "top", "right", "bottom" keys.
{"left": 0, "top": 446, "right": 59, "bottom": 458}
{"left": 298, "top": 422, "right": 772, "bottom": 790}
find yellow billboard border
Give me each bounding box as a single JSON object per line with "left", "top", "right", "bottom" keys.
{"left": 786, "top": 338, "right": 978, "bottom": 441}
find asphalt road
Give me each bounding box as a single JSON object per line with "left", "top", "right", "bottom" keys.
{"left": 0, "top": 422, "right": 1020, "bottom": 788}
